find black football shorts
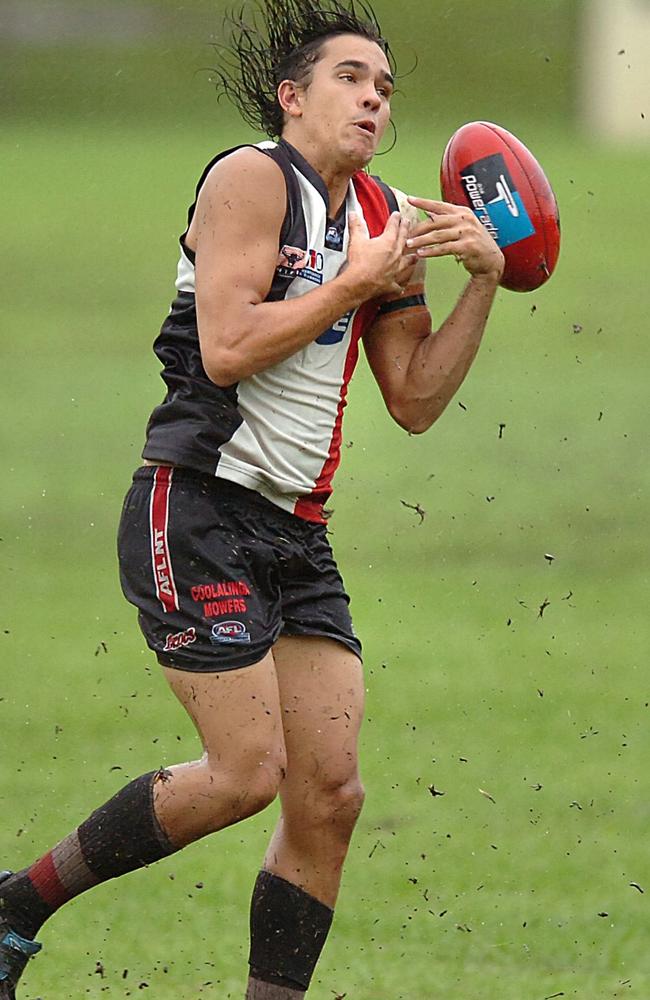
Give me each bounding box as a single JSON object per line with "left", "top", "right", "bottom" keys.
{"left": 117, "top": 466, "right": 362, "bottom": 672}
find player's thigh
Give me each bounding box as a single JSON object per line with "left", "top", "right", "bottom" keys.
{"left": 163, "top": 650, "right": 286, "bottom": 774}
{"left": 272, "top": 635, "right": 364, "bottom": 794}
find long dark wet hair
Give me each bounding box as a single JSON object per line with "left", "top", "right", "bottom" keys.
{"left": 212, "top": 0, "right": 393, "bottom": 138}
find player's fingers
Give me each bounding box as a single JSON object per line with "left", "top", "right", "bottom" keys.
{"left": 408, "top": 196, "right": 464, "bottom": 214}
{"left": 407, "top": 226, "right": 465, "bottom": 250}
{"left": 381, "top": 211, "right": 404, "bottom": 240}
{"left": 407, "top": 215, "right": 462, "bottom": 238}
{"left": 348, "top": 211, "right": 364, "bottom": 235}
{"left": 395, "top": 215, "right": 411, "bottom": 256}
{"left": 415, "top": 240, "right": 469, "bottom": 259}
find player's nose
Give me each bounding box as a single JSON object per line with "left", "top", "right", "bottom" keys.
{"left": 361, "top": 89, "right": 381, "bottom": 111}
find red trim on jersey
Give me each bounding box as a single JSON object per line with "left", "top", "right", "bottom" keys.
{"left": 149, "top": 467, "right": 179, "bottom": 613}
{"left": 294, "top": 174, "right": 392, "bottom": 523}
{"left": 29, "top": 853, "right": 70, "bottom": 907}
{"left": 351, "top": 172, "right": 396, "bottom": 238}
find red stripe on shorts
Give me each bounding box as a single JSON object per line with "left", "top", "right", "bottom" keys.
{"left": 149, "top": 466, "right": 179, "bottom": 613}
{"left": 29, "top": 852, "right": 70, "bottom": 908}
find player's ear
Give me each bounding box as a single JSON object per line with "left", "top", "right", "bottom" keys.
{"left": 277, "top": 80, "right": 304, "bottom": 118}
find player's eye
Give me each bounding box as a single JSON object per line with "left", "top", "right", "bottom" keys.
{"left": 339, "top": 73, "right": 356, "bottom": 82}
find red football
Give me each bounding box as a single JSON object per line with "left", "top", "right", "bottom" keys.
{"left": 440, "top": 121, "right": 560, "bottom": 292}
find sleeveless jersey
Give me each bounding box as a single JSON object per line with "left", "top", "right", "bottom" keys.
{"left": 142, "top": 139, "right": 397, "bottom": 523}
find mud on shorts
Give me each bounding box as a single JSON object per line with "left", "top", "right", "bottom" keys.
{"left": 117, "top": 466, "right": 362, "bottom": 672}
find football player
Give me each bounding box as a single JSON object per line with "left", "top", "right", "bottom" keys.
{"left": 0, "top": 1, "right": 502, "bottom": 996}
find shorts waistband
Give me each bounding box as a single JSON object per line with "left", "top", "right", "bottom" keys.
{"left": 132, "top": 465, "right": 314, "bottom": 528}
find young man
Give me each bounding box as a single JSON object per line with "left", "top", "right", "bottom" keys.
{"left": 0, "top": 1, "right": 503, "bottom": 997}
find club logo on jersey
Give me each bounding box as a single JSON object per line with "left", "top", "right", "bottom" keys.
{"left": 163, "top": 627, "right": 196, "bottom": 652}
{"left": 317, "top": 310, "right": 354, "bottom": 345}
{"left": 278, "top": 245, "right": 308, "bottom": 270}
{"left": 460, "top": 154, "right": 535, "bottom": 249}
{"left": 325, "top": 223, "right": 344, "bottom": 251}
{"left": 210, "top": 621, "right": 251, "bottom": 645}
{"left": 277, "top": 245, "right": 324, "bottom": 285}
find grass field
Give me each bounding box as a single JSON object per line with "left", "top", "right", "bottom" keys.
{"left": 2, "top": 71, "right": 650, "bottom": 1000}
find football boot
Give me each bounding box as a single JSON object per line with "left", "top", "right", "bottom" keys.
{"left": 0, "top": 873, "right": 41, "bottom": 999}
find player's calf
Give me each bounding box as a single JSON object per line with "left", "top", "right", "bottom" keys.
{"left": 285, "top": 775, "right": 366, "bottom": 872}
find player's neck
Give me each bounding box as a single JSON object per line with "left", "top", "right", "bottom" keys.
{"left": 281, "top": 131, "right": 359, "bottom": 218}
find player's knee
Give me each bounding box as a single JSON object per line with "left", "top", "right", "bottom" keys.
{"left": 312, "top": 775, "right": 365, "bottom": 835}
{"left": 237, "top": 747, "right": 287, "bottom": 817}
{"left": 199, "top": 743, "right": 286, "bottom": 828}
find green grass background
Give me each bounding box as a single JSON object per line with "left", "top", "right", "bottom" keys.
{"left": 1, "top": 1, "right": 649, "bottom": 997}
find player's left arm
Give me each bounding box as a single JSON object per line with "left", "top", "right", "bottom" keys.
{"left": 363, "top": 192, "right": 504, "bottom": 434}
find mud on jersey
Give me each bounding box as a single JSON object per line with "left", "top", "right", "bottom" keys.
{"left": 143, "top": 139, "right": 397, "bottom": 523}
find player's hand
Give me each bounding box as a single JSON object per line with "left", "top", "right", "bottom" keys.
{"left": 394, "top": 244, "right": 419, "bottom": 291}
{"left": 345, "top": 211, "right": 417, "bottom": 299}
{"left": 406, "top": 197, "right": 505, "bottom": 281}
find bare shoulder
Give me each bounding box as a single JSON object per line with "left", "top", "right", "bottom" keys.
{"left": 207, "top": 145, "right": 284, "bottom": 186}
{"left": 385, "top": 184, "right": 427, "bottom": 289}
{"left": 197, "top": 146, "right": 286, "bottom": 218}
{"left": 390, "top": 185, "right": 419, "bottom": 226}
{"left": 188, "top": 146, "right": 286, "bottom": 248}
{"left": 391, "top": 186, "right": 412, "bottom": 222}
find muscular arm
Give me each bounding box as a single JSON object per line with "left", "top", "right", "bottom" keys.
{"left": 189, "top": 148, "right": 408, "bottom": 387}
{"left": 363, "top": 193, "right": 503, "bottom": 434}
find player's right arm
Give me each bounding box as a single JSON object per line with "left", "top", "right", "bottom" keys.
{"left": 189, "top": 148, "right": 408, "bottom": 387}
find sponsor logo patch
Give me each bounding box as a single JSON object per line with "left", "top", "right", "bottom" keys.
{"left": 190, "top": 581, "right": 251, "bottom": 619}
{"left": 203, "top": 598, "right": 248, "bottom": 618}
{"left": 163, "top": 627, "right": 197, "bottom": 652}
{"left": 210, "top": 620, "right": 251, "bottom": 645}
{"left": 460, "top": 153, "right": 535, "bottom": 249}
{"left": 191, "top": 581, "right": 250, "bottom": 601}
{"left": 277, "top": 245, "right": 324, "bottom": 285}
{"left": 317, "top": 310, "right": 354, "bottom": 346}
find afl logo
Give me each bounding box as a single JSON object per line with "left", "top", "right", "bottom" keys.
{"left": 210, "top": 620, "right": 251, "bottom": 645}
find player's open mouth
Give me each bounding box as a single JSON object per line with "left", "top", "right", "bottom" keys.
{"left": 354, "top": 120, "right": 376, "bottom": 136}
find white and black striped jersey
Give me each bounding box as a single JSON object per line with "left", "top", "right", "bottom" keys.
{"left": 143, "top": 139, "right": 397, "bottom": 523}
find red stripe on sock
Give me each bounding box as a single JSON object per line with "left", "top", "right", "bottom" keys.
{"left": 28, "top": 852, "right": 70, "bottom": 908}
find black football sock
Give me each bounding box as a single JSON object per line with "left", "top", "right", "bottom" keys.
{"left": 0, "top": 772, "right": 174, "bottom": 940}
{"left": 247, "top": 870, "right": 334, "bottom": 998}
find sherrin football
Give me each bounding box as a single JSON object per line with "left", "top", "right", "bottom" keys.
{"left": 440, "top": 121, "right": 560, "bottom": 292}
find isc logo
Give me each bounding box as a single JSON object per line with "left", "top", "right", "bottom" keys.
{"left": 317, "top": 310, "right": 353, "bottom": 346}
{"left": 163, "top": 627, "right": 196, "bottom": 652}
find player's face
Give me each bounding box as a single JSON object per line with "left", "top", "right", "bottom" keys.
{"left": 294, "top": 34, "right": 393, "bottom": 168}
